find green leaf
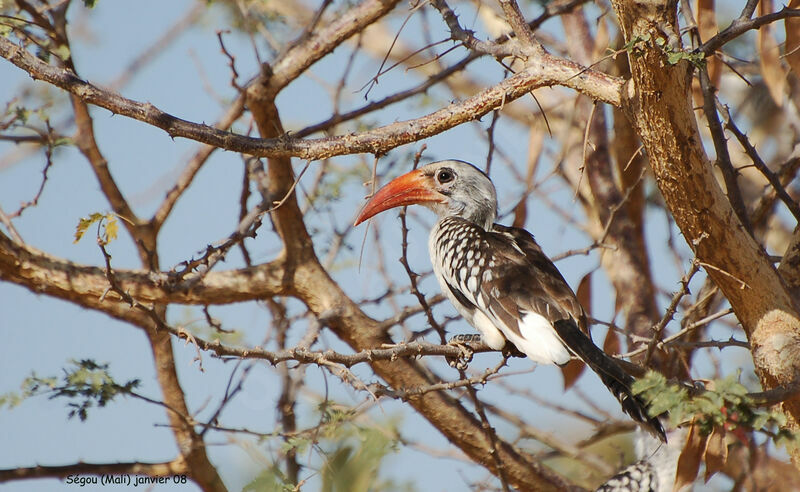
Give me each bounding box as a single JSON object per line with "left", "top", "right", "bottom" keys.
{"left": 73, "top": 212, "right": 121, "bottom": 245}
{"left": 52, "top": 44, "right": 71, "bottom": 62}
{"left": 282, "top": 435, "right": 310, "bottom": 456}
{"left": 321, "top": 426, "right": 399, "bottom": 492}
{"left": 104, "top": 216, "right": 118, "bottom": 243}
{"left": 243, "top": 466, "right": 294, "bottom": 492}
{"left": 73, "top": 213, "right": 103, "bottom": 243}
{"left": 1, "top": 359, "right": 138, "bottom": 421}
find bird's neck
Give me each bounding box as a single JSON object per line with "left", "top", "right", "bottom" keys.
{"left": 442, "top": 209, "right": 495, "bottom": 232}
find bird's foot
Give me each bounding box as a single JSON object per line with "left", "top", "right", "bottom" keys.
{"left": 501, "top": 341, "right": 526, "bottom": 359}
{"left": 446, "top": 334, "right": 481, "bottom": 370}
{"left": 449, "top": 333, "right": 483, "bottom": 344}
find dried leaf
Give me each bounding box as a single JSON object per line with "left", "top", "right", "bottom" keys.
{"left": 592, "top": 16, "right": 609, "bottom": 62}
{"left": 603, "top": 325, "right": 621, "bottom": 356}
{"left": 758, "top": 0, "right": 786, "bottom": 106}
{"left": 512, "top": 128, "right": 543, "bottom": 229}
{"left": 525, "top": 126, "right": 543, "bottom": 187}
{"left": 104, "top": 215, "right": 118, "bottom": 244}
{"left": 560, "top": 359, "right": 586, "bottom": 391}
{"left": 612, "top": 291, "right": 622, "bottom": 322}
{"left": 703, "top": 426, "right": 728, "bottom": 481}
{"left": 696, "top": 0, "right": 720, "bottom": 85}
{"left": 786, "top": 0, "right": 800, "bottom": 75}
{"left": 576, "top": 272, "right": 593, "bottom": 322}
{"left": 674, "top": 422, "right": 709, "bottom": 491}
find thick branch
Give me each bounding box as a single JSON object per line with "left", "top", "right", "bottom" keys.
{"left": 0, "top": 36, "right": 622, "bottom": 161}
{"left": 0, "top": 229, "right": 290, "bottom": 305}
{"left": 611, "top": 0, "right": 800, "bottom": 465}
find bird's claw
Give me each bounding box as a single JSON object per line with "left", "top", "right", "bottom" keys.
{"left": 446, "top": 334, "right": 481, "bottom": 370}
{"left": 449, "top": 333, "right": 483, "bottom": 344}
{"left": 501, "top": 341, "right": 526, "bottom": 359}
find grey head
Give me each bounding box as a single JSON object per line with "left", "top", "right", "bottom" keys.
{"left": 418, "top": 160, "right": 498, "bottom": 230}
{"left": 354, "top": 159, "right": 498, "bottom": 231}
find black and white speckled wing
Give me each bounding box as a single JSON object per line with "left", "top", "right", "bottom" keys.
{"left": 597, "top": 425, "right": 684, "bottom": 492}
{"left": 429, "top": 217, "right": 665, "bottom": 440}
{"left": 596, "top": 460, "right": 659, "bottom": 492}
{"left": 429, "top": 217, "right": 576, "bottom": 364}
{"left": 483, "top": 224, "right": 587, "bottom": 332}
{"left": 486, "top": 224, "right": 664, "bottom": 439}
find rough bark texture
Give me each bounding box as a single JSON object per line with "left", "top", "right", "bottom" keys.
{"left": 4, "top": 0, "right": 800, "bottom": 488}
{"left": 611, "top": 0, "right": 800, "bottom": 464}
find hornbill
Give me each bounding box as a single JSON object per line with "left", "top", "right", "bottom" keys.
{"left": 355, "top": 160, "right": 665, "bottom": 441}
{"left": 596, "top": 427, "right": 685, "bottom": 491}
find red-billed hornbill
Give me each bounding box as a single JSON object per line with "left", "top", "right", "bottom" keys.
{"left": 596, "top": 427, "right": 685, "bottom": 491}
{"left": 355, "top": 160, "right": 665, "bottom": 440}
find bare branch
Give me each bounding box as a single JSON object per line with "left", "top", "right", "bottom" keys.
{"left": 717, "top": 103, "right": 800, "bottom": 223}
{"left": 0, "top": 36, "right": 622, "bottom": 160}
{"left": 702, "top": 7, "right": 800, "bottom": 56}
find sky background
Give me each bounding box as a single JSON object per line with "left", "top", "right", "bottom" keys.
{"left": 0, "top": 1, "right": 759, "bottom": 490}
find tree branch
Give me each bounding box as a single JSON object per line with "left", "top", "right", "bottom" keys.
{"left": 0, "top": 36, "right": 622, "bottom": 161}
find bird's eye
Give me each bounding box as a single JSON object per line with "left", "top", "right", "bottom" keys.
{"left": 437, "top": 168, "right": 455, "bottom": 184}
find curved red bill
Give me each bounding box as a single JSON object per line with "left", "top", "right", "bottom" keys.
{"left": 355, "top": 169, "right": 444, "bottom": 225}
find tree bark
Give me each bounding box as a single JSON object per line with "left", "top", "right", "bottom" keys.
{"left": 611, "top": 0, "right": 800, "bottom": 465}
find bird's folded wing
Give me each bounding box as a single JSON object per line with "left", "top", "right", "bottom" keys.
{"left": 434, "top": 223, "right": 587, "bottom": 364}
{"left": 484, "top": 224, "right": 585, "bottom": 328}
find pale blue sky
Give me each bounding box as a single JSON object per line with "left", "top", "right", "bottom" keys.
{"left": 0, "top": 2, "right": 755, "bottom": 491}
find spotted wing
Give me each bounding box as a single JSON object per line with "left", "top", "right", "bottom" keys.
{"left": 435, "top": 220, "right": 665, "bottom": 440}
{"left": 484, "top": 224, "right": 586, "bottom": 330}
{"left": 433, "top": 217, "right": 576, "bottom": 365}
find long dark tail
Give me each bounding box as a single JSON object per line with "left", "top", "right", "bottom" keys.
{"left": 553, "top": 319, "right": 666, "bottom": 442}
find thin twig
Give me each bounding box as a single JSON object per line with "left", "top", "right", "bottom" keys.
{"left": 0, "top": 204, "right": 23, "bottom": 243}
{"left": 461, "top": 356, "right": 512, "bottom": 492}
{"left": 698, "top": 63, "right": 753, "bottom": 234}
{"left": 644, "top": 260, "right": 700, "bottom": 365}
{"left": 717, "top": 103, "right": 800, "bottom": 223}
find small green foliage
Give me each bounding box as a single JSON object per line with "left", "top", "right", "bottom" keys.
{"left": 651, "top": 36, "right": 705, "bottom": 67}
{"left": 619, "top": 32, "right": 705, "bottom": 67}
{"left": 633, "top": 371, "right": 800, "bottom": 447}
{"left": 248, "top": 404, "right": 409, "bottom": 492}
{"left": 74, "top": 212, "right": 120, "bottom": 245}
{"left": 13, "top": 105, "right": 30, "bottom": 124}
{"left": 664, "top": 48, "right": 705, "bottom": 67}
{"left": 319, "top": 403, "right": 356, "bottom": 434}
{"left": 83, "top": 0, "right": 98, "bottom": 8}
{"left": 621, "top": 34, "right": 651, "bottom": 57}
{"left": 282, "top": 435, "right": 311, "bottom": 456}
{"left": 319, "top": 423, "right": 403, "bottom": 492}
{"left": 0, "top": 359, "right": 139, "bottom": 421}
{"left": 243, "top": 465, "right": 295, "bottom": 492}
{"left": 52, "top": 44, "right": 71, "bottom": 62}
